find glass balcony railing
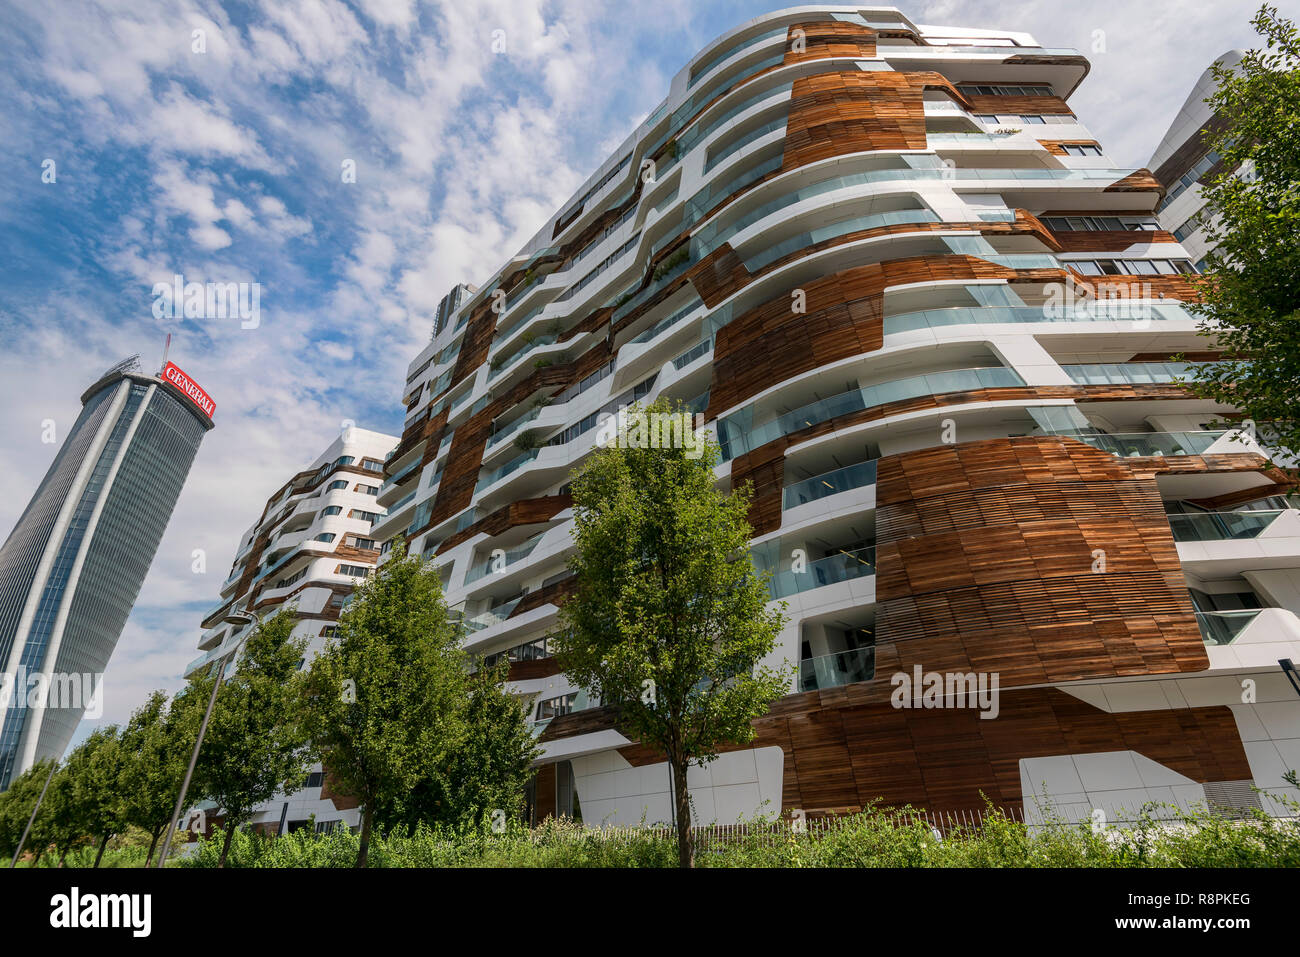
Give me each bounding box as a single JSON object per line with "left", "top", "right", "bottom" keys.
{"left": 382, "top": 490, "right": 416, "bottom": 515}
{"left": 1168, "top": 510, "right": 1284, "bottom": 542}
{"left": 882, "top": 301, "right": 1197, "bottom": 334}
{"left": 672, "top": 338, "right": 713, "bottom": 369}
{"left": 768, "top": 546, "right": 875, "bottom": 600}
{"left": 475, "top": 449, "right": 541, "bottom": 495}
{"left": 629, "top": 298, "right": 702, "bottom": 344}
{"left": 744, "top": 208, "right": 939, "bottom": 271}
{"left": 704, "top": 114, "right": 788, "bottom": 174}
{"left": 1196, "top": 610, "right": 1261, "bottom": 646}
{"left": 461, "top": 596, "right": 524, "bottom": 634}
{"left": 379, "top": 458, "right": 420, "bottom": 493}
{"left": 464, "top": 532, "right": 547, "bottom": 585}
{"left": 1062, "top": 361, "right": 1199, "bottom": 386}
{"left": 1062, "top": 430, "right": 1228, "bottom": 458}
{"left": 799, "top": 646, "right": 876, "bottom": 692}
{"left": 783, "top": 460, "right": 878, "bottom": 509}
{"left": 690, "top": 165, "right": 1145, "bottom": 256}
{"left": 487, "top": 407, "right": 545, "bottom": 450}
{"left": 720, "top": 366, "right": 1023, "bottom": 459}
{"left": 688, "top": 23, "right": 788, "bottom": 87}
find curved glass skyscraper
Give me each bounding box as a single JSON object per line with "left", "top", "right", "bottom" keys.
{"left": 0, "top": 357, "right": 214, "bottom": 788}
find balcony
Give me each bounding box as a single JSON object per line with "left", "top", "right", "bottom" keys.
{"left": 1196, "top": 610, "right": 1261, "bottom": 646}
{"left": 720, "top": 366, "right": 1023, "bottom": 460}
{"left": 1168, "top": 510, "right": 1283, "bottom": 543}
{"left": 768, "top": 546, "right": 875, "bottom": 600}
{"left": 1064, "top": 430, "right": 1228, "bottom": 458}
{"left": 464, "top": 532, "right": 547, "bottom": 586}
{"left": 783, "top": 460, "right": 878, "bottom": 510}
{"left": 798, "top": 646, "right": 875, "bottom": 692}
{"left": 461, "top": 596, "right": 524, "bottom": 634}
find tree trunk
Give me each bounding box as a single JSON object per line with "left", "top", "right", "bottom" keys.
{"left": 354, "top": 806, "right": 373, "bottom": 868}
{"left": 93, "top": 832, "right": 110, "bottom": 868}
{"left": 31, "top": 846, "right": 45, "bottom": 868}
{"left": 218, "top": 821, "right": 236, "bottom": 868}
{"left": 145, "top": 825, "right": 162, "bottom": 868}
{"left": 671, "top": 755, "right": 694, "bottom": 869}
{"left": 58, "top": 848, "right": 68, "bottom": 868}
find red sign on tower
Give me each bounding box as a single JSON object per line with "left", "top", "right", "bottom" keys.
{"left": 161, "top": 362, "right": 215, "bottom": 420}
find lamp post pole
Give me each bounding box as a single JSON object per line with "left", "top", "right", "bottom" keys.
{"left": 155, "top": 610, "right": 256, "bottom": 868}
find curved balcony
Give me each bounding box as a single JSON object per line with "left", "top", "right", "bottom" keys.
{"left": 1168, "top": 510, "right": 1283, "bottom": 542}
{"left": 1063, "top": 430, "right": 1229, "bottom": 458}
{"left": 768, "top": 546, "right": 875, "bottom": 600}
{"left": 783, "top": 460, "right": 878, "bottom": 510}
{"left": 883, "top": 301, "right": 1198, "bottom": 336}
{"left": 798, "top": 646, "right": 876, "bottom": 692}
{"left": 719, "top": 366, "right": 1024, "bottom": 460}
{"left": 1197, "top": 610, "right": 1261, "bottom": 646}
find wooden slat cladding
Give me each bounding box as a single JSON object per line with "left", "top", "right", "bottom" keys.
{"left": 872, "top": 436, "right": 1209, "bottom": 684}
{"left": 507, "top": 657, "right": 564, "bottom": 681}
{"left": 511, "top": 575, "right": 576, "bottom": 619}
{"left": 1048, "top": 229, "right": 1177, "bottom": 253}
{"left": 582, "top": 687, "right": 1249, "bottom": 816}
{"left": 1104, "top": 168, "right": 1166, "bottom": 197}
{"left": 1037, "top": 139, "right": 1101, "bottom": 156}
{"left": 782, "top": 20, "right": 877, "bottom": 65}
{"left": 436, "top": 494, "right": 572, "bottom": 555}
{"left": 964, "top": 94, "right": 1076, "bottom": 115}
{"left": 782, "top": 71, "right": 961, "bottom": 171}
{"left": 1152, "top": 113, "right": 1231, "bottom": 190}
{"left": 756, "top": 688, "right": 1250, "bottom": 814}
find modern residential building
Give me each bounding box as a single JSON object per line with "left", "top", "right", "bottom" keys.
{"left": 1148, "top": 50, "right": 1245, "bottom": 267}
{"left": 187, "top": 426, "right": 396, "bottom": 834}
{"left": 0, "top": 356, "right": 215, "bottom": 789}
{"left": 379, "top": 7, "right": 1300, "bottom": 827}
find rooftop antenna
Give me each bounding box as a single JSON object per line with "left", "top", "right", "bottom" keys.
{"left": 161, "top": 333, "right": 171, "bottom": 373}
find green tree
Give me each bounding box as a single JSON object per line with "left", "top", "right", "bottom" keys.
{"left": 78, "top": 726, "right": 127, "bottom": 867}
{"left": 1185, "top": 5, "right": 1300, "bottom": 461}
{"left": 194, "top": 609, "right": 313, "bottom": 867}
{"left": 554, "top": 398, "right": 790, "bottom": 867}
{"left": 118, "top": 690, "right": 200, "bottom": 866}
{"left": 379, "top": 658, "right": 540, "bottom": 830}
{"left": 39, "top": 726, "right": 126, "bottom": 867}
{"left": 301, "top": 540, "right": 468, "bottom": 867}
{"left": 0, "top": 759, "right": 57, "bottom": 866}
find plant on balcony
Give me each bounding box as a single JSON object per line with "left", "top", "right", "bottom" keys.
{"left": 514, "top": 431, "right": 542, "bottom": 453}
{"left": 533, "top": 356, "right": 553, "bottom": 370}
{"left": 554, "top": 398, "right": 791, "bottom": 869}
{"left": 489, "top": 354, "right": 507, "bottom": 372}
{"left": 652, "top": 245, "right": 690, "bottom": 281}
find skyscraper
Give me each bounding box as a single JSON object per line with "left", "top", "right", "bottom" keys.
{"left": 0, "top": 356, "right": 215, "bottom": 788}
{"left": 378, "top": 7, "right": 1300, "bottom": 827}
{"left": 1148, "top": 50, "right": 1246, "bottom": 267}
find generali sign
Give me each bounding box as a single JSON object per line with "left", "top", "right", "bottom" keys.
{"left": 161, "top": 362, "right": 215, "bottom": 420}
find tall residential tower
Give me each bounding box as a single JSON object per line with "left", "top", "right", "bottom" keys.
{"left": 379, "top": 7, "right": 1300, "bottom": 826}
{"left": 0, "top": 357, "right": 215, "bottom": 788}
{"left": 188, "top": 426, "right": 395, "bottom": 834}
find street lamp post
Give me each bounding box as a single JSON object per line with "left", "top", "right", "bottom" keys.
{"left": 155, "top": 610, "right": 257, "bottom": 868}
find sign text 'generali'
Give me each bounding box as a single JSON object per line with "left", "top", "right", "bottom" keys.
{"left": 162, "top": 362, "right": 215, "bottom": 420}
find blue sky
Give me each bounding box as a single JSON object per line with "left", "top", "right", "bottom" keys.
{"left": 0, "top": 0, "right": 1276, "bottom": 746}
